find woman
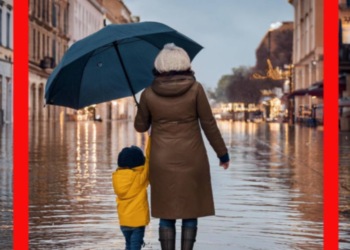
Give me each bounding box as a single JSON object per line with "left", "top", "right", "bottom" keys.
{"left": 134, "top": 43, "right": 229, "bottom": 250}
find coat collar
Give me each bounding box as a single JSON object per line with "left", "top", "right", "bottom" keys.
{"left": 151, "top": 74, "right": 196, "bottom": 97}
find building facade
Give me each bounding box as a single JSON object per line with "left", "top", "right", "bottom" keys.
{"left": 29, "top": 0, "right": 70, "bottom": 121}
{"left": 95, "top": 0, "right": 137, "bottom": 122}
{"left": 29, "top": 0, "right": 137, "bottom": 122}
{"left": 254, "top": 22, "right": 293, "bottom": 121}
{"left": 65, "top": 0, "right": 105, "bottom": 120}
{"left": 0, "top": 0, "right": 13, "bottom": 124}
{"left": 288, "top": 0, "right": 324, "bottom": 122}
{"left": 339, "top": 0, "right": 350, "bottom": 131}
{"left": 255, "top": 22, "right": 293, "bottom": 74}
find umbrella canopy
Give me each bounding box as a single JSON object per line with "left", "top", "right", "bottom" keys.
{"left": 45, "top": 21, "right": 203, "bottom": 110}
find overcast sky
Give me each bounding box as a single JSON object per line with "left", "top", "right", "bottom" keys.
{"left": 124, "top": 0, "right": 293, "bottom": 89}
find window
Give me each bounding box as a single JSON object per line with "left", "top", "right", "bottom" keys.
{"left": 0, "top": 9, "right": 2, "bottom": 45}
{"left": 52, "top": 4, "right": 56, "bottom": 27}
{"left": 64, "top": 8, "right": 68, "bottom": 34}
{"left": 342, "top": 16, "right": 350, "bottom": 44}
{"left": 41, "top": 0, "right": 45, "bottom": 20}
{"left": 0, "top": 75, "right": 2, "bottom": 110}
{"left": 42, "top": 33, "right": 45, "bottom": 57}
{"left": 33, "top": 29, "right": 36, "bottom": 60}
{"left": 6, "top": 12, "right": 10, "bottom": 48}
{"left": 52, "top": 38, "right": 56, "bottom": 63}
{"left": 37, "top": 30, "right": 41, "bottom": 60}
{"left": 47, "top": 36, "right": 50, "bottom": 57}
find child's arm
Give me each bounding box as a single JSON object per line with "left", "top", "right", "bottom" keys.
{"left": 139, "top": 136, "right": 151, "bottom": 185}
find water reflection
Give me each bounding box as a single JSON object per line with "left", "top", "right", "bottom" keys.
{"left": 0, "top": 124, "right": 13, "bottom": 250}
{"left": 30, "top": 120, "right": 327, "bottom": 249}
{"left": 339, "top": 131, "right": 350, "bottom": 249}
{"left": 211, "top": 121, "right": 323, "bottom": 249}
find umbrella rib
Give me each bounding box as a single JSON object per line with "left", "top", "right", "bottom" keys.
{"left": 112, "top": 41, "right": 139, "bottom": 107}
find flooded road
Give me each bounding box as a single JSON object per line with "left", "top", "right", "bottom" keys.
{"left": 27, "top": 120, "right": 345, "bottom": 249}
{"left": 340, "top": 131, "right": 350, "bottom": 250}
{"left": 0, "top": 124, "right": 13, "bottom": 250}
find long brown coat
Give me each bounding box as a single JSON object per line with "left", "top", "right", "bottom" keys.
{"left": 134, "top": 73, "right": 227, "bottom": 219}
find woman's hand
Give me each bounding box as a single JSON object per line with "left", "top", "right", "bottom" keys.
{"left": 220, "top": 161, "right": 229, "bottom": 170}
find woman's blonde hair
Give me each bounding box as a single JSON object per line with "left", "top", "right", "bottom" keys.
{"left": 154, "top": 43, "right": 191, "bottom": 73}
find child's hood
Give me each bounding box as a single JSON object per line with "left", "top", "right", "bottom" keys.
{"left": 112, "top": 166, "right": 144, "bottom": 198}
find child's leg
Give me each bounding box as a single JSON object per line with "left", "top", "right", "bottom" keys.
{"left": 120, "top": 226, "right": 133, "bottom": 250}
{"left": 129, "top": 226, "right": 145, "bottom": 250}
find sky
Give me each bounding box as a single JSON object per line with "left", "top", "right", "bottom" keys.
{"left": 123, "top": 0, "right": 294, "bottom": 89}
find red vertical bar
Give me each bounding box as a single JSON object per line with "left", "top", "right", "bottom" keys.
{"left": 323, "top": 0, "right": 338, "bottom": 249}
{"left": 13, "top": 0, "right": 29, "bottom": 249}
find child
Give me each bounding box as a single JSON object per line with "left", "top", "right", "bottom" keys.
{"left": 112, "top": 138, "right": 150, "bottom": 250}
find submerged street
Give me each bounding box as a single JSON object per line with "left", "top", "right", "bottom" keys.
{"left": 26, "top": 120, "right": 350, "bottom": 250}
{"left": 0, "top": 124, "right": 13, "bottom": 250}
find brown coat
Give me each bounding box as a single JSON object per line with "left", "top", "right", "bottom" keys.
{"left": 134, "top": 73, "right": 227, "bottom": 219}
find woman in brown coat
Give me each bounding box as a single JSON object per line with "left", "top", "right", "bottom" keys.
{"left": 134, "top": 43, "right": 229, "bottom": 250}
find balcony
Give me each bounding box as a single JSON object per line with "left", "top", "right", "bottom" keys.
{"left": 40, "top": 56, "right": 56, "bottom": 69}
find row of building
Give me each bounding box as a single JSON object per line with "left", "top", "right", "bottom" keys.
{"left": 288, "top": 0, "right": 324, "bottom": 126}
{"left": 339, "top": 0, "right": 350, "bottom": 131}
{"left": 0, "top": 0, "right": 13, "bottom": 124}
{"left": 1, "top": 1, "right": 349, "bottom": 128}
{"left": 29, "top": 0, "right": 138, "bottom": 123}
{"left": 262, "top": 0, "right": 349, "bottom": 130}
{"left": 215, "top": 1, "right": 350, "bottom": 130}
{"left": 213, "top": 1, "right": 325, "bottom": 127}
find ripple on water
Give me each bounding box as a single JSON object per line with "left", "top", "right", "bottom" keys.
{"left": 28, "top": 121, "right": 332, "bottom": 249}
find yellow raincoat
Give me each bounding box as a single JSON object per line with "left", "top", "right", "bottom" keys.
{"left": 112, "top": 138, "right": 150, "bottom": 227}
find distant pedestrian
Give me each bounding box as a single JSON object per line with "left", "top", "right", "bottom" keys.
{"left": 112, "top": 138, "right": 151, "bottom": 250}
{"left": 134, "top": 43, "right": 229, "bottom": 250}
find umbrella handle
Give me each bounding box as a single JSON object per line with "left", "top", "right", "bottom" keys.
{"left": 113, "top": 42, "right": 140, "bottom": 108}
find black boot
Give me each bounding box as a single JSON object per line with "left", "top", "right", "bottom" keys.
{"left": 181, "top": 226, "right": 197, "bottom": 250}
{"left": 159, "top": 227, "right": 176, "bottom": 250}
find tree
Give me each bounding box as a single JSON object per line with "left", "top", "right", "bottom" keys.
{"left": 215, "top": 75, "right": 232, "bottom": 102}
{"left": 214, "top": 66, "right": 283, "bottom": 105}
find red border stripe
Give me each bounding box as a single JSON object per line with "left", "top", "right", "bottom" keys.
{"left": 323, "top": 0, "right": 339, "bottom": 249}
{"left": 13, "top": 0, "right": 29, "bottom": 249}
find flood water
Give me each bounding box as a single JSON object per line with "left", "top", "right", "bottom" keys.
{"left": 0, "top": 124, "right": 13, "bottom": 250}
{"left": 339, "top": 131, "right": 350, "bottom": 250}
{"left": 27, "top": 120, "right": 348, "bottom": 249}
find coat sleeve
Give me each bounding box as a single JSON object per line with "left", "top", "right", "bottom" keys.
{"left": 196, "top": 83, "right": 228, "bottom": 159}
{"left": 138, "top": 136, "right": 151, "bottom": 186}
{"left": 134, "top": 90, "right": 151, "bottom": 132}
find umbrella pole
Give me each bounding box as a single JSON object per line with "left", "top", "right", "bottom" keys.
{"left": 113, "top": 42, "right": 140, "bottom": 108}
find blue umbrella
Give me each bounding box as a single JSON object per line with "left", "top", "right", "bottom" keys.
{"left": 45, "top": 21, "right": 203, "bottom": 110}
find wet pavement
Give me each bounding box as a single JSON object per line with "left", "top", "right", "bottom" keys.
{"left": 0, "top": 124, "right": 13, "bottom": 250}
{"left": 27, "top": 120, "right": 349, "bottom": 249}
{"left": 339, "top": 131, "right": 350, "bottom": 250}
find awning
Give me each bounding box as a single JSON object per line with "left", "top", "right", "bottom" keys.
{"left": 288, "top": 88, "right": 309, "bottom": 97}
{"left": 286, "top": 74, "right": 349, "bottom": 99}
{"left": 308, "top": 81, "right": 323, "bottom": 97}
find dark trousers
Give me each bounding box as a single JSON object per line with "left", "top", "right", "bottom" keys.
{"left": 120, "top": 226, "right": 145, "bottom": 250}
{"left": 159, "top": 218, "right": 198, "bottom": 229}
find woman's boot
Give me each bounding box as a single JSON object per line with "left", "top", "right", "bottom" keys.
{"left": 181, "top": 226, "right": 197, "bottom": 250}
{"left": 159, "top": 227, "right": 176, "bottom": 250}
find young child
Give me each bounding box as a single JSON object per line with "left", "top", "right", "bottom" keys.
{"left": 112, "top": 138, "right": 150, "bottom": 250}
